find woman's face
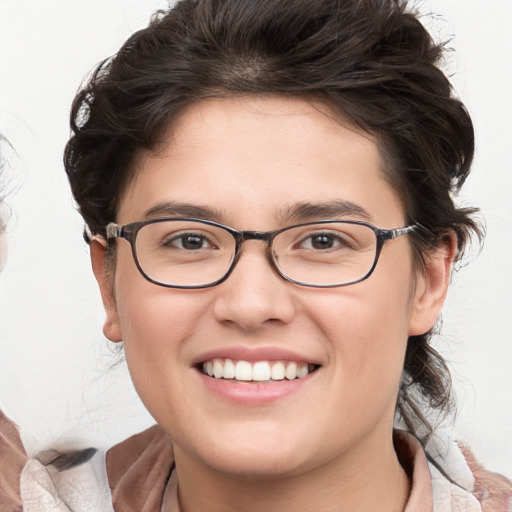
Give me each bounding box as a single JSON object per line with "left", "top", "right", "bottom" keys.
{"left": 93, "top": 96, "right": 448, "bottom": 478}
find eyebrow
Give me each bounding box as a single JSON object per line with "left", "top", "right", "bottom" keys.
{"left": 143, "top": 199, "right": 371, "bottom": 225}
{"left": 282, "top": 200, "right": 372, "bottom": 223}
{"left": 144, "top": 201, "right": 223, "bottom": 222}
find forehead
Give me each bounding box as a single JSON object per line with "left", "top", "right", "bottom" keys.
{"left": 119, "top": 96, "right": 405, "bottom": 227}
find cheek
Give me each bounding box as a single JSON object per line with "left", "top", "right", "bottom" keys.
{"left": 117, "top": 287, "right": 210, "bottom": 363}
{"left": 116, "top": 293, "right": 207, "bottom": 432}
{"left": 114, "top": 246, "right": 209, "bottom": 346}
{"left": 308, "top": 274, "right": 413, "bottom": 390}
{"left": 112, "top": 259, "right": 213, "bottom": 411}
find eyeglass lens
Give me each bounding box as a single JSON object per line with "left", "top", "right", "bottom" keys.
{"left": 133, "top": 220, "right": 378, "bottom": 288}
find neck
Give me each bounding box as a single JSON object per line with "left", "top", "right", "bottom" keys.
{"left": 165, "top": 430, "right": 411, "bottom": 512}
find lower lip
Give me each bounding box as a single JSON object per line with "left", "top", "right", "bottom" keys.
{"left": 196, "top": 369, "right": 317, "bottom": 405}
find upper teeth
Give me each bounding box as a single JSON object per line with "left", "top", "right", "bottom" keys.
{"left": 202, "top": 358, "right": 312, "bottom": 381}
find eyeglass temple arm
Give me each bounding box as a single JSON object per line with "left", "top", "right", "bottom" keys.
{"left": 106, "top": 223, "right": 123, "bottom": 239}
{"left": 382, "top": 224, "right": 419, "bottom": 241}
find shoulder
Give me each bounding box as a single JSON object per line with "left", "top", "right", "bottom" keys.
{"left": 1, "top": 412, "right": 173, "bottom": 512}
{"left": 426, "top": 430, "right": 512, "bottom": 512}
{"left": 459, "top": 445, "right": 512, "bottom": 512}
{"left": 106, "top": 424, "right": 174, "bottom": 512}
{"left": 21, "top": 447, "right": 113, "bottom": 512}
{"left": 1, "top": 408, "right": 112, "bottom": 512}
{"left": 0, "top": 410, "right": 27, "bottom": 512}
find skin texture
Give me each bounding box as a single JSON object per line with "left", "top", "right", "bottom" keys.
{"left": 91, "top": 96, "right": 454, "bottom": 512}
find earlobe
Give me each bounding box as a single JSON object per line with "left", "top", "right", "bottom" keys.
{"left": 90, "top": 238, "right": 123, "bottom": 343}
{"left": 408, "top": 233, "right": 457, "bottom": 336}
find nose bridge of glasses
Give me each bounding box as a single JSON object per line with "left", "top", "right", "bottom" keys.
{"left": 232, "top": 230, "right": 276, "bottom": 269}
{"left": 240, "top": 230, "right": 273, "bottom": 243}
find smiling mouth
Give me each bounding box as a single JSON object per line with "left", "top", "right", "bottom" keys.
{"left": 200, "top": 358, "right": 319, "bottom": 382}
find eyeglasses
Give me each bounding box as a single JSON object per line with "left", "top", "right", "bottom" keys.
{"left": 106, "top": 218, "right": 417, "bottom": 289}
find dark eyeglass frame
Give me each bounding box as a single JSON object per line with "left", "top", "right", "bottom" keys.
{"left": 106, "top": 217, "right": 418, "bottom": 289}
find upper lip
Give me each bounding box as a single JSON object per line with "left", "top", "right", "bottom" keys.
{"left": 192, "top": 346, "right": 323, "bottom": 366}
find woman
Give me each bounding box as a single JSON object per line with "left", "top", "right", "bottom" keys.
{"left": 1, "top": 0, "right": 511, "bottom": 510}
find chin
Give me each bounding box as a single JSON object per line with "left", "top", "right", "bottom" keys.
{"left": 206, "top": 448, "right": 309, "bottom": 480}
{"left": 179, "top": 423, "right": 315, "bottom": 478}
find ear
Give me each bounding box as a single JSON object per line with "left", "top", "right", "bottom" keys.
{"left": 90, "top": 238, "right": 123, "bottom": 343}
{"left": 408, "top": 232, "right": 457, "bottom": 336}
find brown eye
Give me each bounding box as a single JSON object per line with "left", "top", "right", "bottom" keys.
{"left": 309, "top": 234, "right": 336, "bottom": 250}
{"left": 165, "top": 232, "right": 212, "bottom": 250}
{"left": 298, "top": 232, "right": 348, "bottom": 251}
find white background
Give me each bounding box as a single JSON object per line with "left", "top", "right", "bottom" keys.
{"left": 0, "top": 0, "right": 511, "bottom": 478}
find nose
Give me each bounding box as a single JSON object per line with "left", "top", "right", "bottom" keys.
{"left": 212, "top": 243, "right": 296, "bottom": 331}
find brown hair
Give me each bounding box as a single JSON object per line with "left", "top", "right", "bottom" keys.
{"left": 65, "top": 0, "right": 482, "bottom": 443}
